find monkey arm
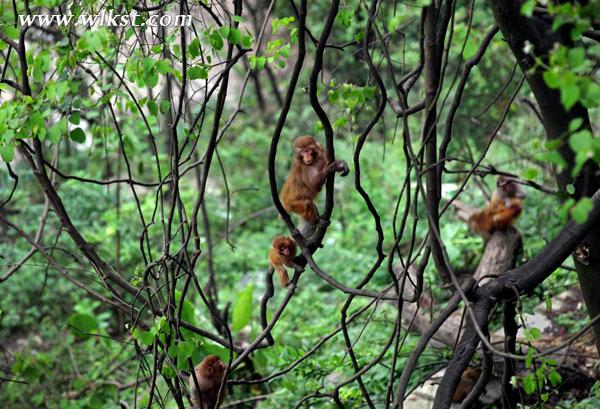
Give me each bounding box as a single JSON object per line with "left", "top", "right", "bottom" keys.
{"left": 274, "top": 264, "right": 290, "bottom": 287}
{"left": 323, "top": 160, "right": 349, "bottom": 177}
{"left": 285, "top": 259, "right": 303, "bottom": 272}
{"left": 491, "top": 205, "right": 522, "bottom": 229}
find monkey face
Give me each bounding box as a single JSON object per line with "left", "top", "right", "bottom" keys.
{"left": 201, "top": 355, "right": 226, "bottom": 378}
{"left": 497, "top": 176, "right": 526, "bottom": 199}
{"left": 278, "top": 244, "right": 291, "bottom": 257}
{"left": 513, "top": 185, "right": 526, "bottom": 199}
{"left": 293, "top": 136, "right": 319, "bottom": 165}
{"left": 297, "top": 147, "right": 317, "bottom": 165}
{"left": 272, "top": 236, "right": 297, "bottom": 258}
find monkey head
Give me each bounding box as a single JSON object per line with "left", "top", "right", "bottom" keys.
{"left": 496, "top": 176, "right": 526, "bottom": 199}
{"left": 198, "top": 355, "right": 226, "bottom": 380}
{"left": 294, "top": 136, "right": 320, "bottom": 165}
{"left": 272, "top": 236, "right": 297, "bottom": 258}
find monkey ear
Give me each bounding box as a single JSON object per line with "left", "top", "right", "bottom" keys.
{"left": 497, "top": 176, "right": 508, "bottom": 186}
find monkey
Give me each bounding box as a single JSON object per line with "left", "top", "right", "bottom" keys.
{"left": 268, "top": 236, "right": 300, "bottom": 287}
{"left": 451, "top": 367, "right": 482, "bottom": 403}
{"left": 468, "top": 176, "right": 526, "bottom": 238}
{"left": 280, "top": 136, "right": 349, "bottom": 225}
{"left": 189, "top": 355, "right": 227, "bottom": 409}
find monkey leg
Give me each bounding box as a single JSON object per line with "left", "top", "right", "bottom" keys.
{"left": 305, "top": 217, "right": 330, "bottom": 246}
{"left": 298, "top": 219, "right": 316, "bottom": 238}
{"left": 275, "top": 266, "right": 290, "bottom": 287}
{"left": 286, "top": 198, "right": 319, "bottom": 224}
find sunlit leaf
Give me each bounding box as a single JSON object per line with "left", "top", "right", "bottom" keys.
{"left": 231, "top": 285, "right": 254, "bottom": 331}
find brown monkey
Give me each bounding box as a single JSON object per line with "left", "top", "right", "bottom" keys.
{"left": 468, "top": 176, "right": 526, "bottom": 237}
{"left": 189, "top": 355, "right": 227, "bottom": 409}
{"left": 452, "top": 367, "right": 482, "bottom": 402}
{"left": 268, "top": 236, "right": 300, "bottom": 287}
{"left": 280, "top": 136, "right": 349, "bottom": 224}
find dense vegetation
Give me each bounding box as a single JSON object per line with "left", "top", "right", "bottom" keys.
{"left": 0, "top": 0, "right": 599, "bottom": 408}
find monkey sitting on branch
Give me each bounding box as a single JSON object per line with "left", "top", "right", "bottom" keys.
{"left": 468, "top": 176, "right": 526, "bottom": 238}
{"left": 280, "top": 136, "right": 349, "bottom": 236}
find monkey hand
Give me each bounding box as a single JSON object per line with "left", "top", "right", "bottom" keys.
{"left": 334, "top": 160, "right": 349, "bottom": 176}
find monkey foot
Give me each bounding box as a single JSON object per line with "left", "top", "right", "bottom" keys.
{"left": 305, "top": 218, "right": 330, "bottom": 247}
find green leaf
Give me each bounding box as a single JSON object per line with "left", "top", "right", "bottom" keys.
{"left": 160, "top": 100, "right": 171, "bottom": 114}
{"left": 228, "top": 28, "right": 241, "bottom": 45}
{"left": 167, "top": 343, "right": 179, "bottom": 358}
{"left": 189, "top": 66, "right": 208, "bottom": 80}
{"left": 156, "top": 60, "right": 171, "bottom": 75}
{"left": 560, "top": 83, "right": 580, "bottom": 110}
{"left": 69, "top": 111, "right": 80, "bottom": 125}
{"left": 535, "top": 151, "right": 567, "bottom": 169}
{"left": 544, "top": 295, "right": 552, "bottom": 311}
{"left": 569, "top": 130, "right": 593, "bottom": 151}
{"left": 241, "top": 35, "right": 253, "bottom": 48}
{"left": 231, "top": 285, "right": 254, "bottom": 331}
{"left": 4, "top": 26, "right": 20, "bottom": 40}
{"left": 177, "top": 341, "right": 194, "bottom": 362}
{"left": 525, "top": 348, "right": 534, "bottom": 368}
{"left": 0, "top": 144, "right": 14, "bottom": 162}
{"left": 147, "top": 100, "right": 158, "bottom": 116}
{"left": 567, "top": 47, "right": 585, "bottom": 68}
{"left": 28, "top": 112, "right": 45, "bottom": 136}
{"left": 133, "top": 328, "right": 155, "bottom": 346}
{"left": 520, "top": 0, "right": 536, "bottom": 16}
{"left": 174, "top": 290, "right": 196, "bottom": 324}
{"left": 67, "top": 313, "right": 98, "bottom": 339}
{"left": 188, "top": 38, "right": 200, "bottom": 58}
{"left": 560, "top": 198, "right": 576, "bottom": 222}
{"left": 523, "top": 167, "right": 538, "bottom": 180}
{"left": 524, "top": 327, "right": 541, "bottom": 341}
{"left": 202, "top": 343, "right": 229, "bottom": 363}
{"left": 69, "top": 127, "right": 86, "bottom": 143}
{"left": 48, "top": 118, "right": 67, "bottom": 143}
{"left": 548, "top": 370, "right": 562, "bottom": 387}
{"left": 219, "top": 26, "right": 230, "bottom": 39}
{"left": 210, "top": 31, "right": 224, "bottom": 50}
{"left": 161, "top": 365, "right": 176, "bottom": 379}
{"left": 582, "top": 82, "right": 600, "bottom": 108}
{"left": 571, "top": 197, "right": 593, "bottom": 224}
{"left": 542, "top": 69, "right": 560, "bottom": 89}
{"left": 568, "top": 118, "right": 583, "bottom": 132}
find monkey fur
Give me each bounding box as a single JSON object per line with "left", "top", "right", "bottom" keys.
{"left": 189, "top": 355, "right": 227, "bottom": 409}
{"left": 280, "top": 136, "right": 349, "bottom": 224}
{"left": 268, "top": 236, "right": 299, "bottom": 287}
{"left": 468, "top": 176, "right": 526, "bottom": 238}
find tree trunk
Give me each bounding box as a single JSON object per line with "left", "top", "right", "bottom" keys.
{"left": 489, "top": 0, "right": 600, "bottom": 353}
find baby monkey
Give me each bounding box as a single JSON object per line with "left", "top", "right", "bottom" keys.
{"left": 268, "top": 236, "right": 300, "bottom": 287}
{"left": 468, "top": 176, "right": 526, "bottom": 238}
